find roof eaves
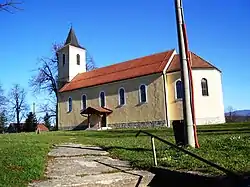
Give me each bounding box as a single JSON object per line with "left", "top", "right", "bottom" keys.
{"left": 59, "top": 72, "right": 162, "bottom": 93}
{"left": 166, "top": 67, "right": 219, "bottom": 74}
{"left": 191, "top": 52, "right": 221, "bottom": 72}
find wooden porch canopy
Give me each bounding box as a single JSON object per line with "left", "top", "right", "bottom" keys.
{"left": 80, "top": 106, "right": 113, "bottom": 116}
{"left": 80, "top": 106, "right": 112, "bottom": 129}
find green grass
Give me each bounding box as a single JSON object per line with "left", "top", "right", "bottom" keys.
{"left": 0, "top": 122, "right": 250, "bottom": 186}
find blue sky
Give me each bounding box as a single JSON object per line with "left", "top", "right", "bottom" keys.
{"left": 0, "top": 0, "right": 250, "bottom": 115}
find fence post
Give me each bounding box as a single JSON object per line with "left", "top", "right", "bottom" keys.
{"left": 151, "top": 137, "right": 157, "bottom": 166}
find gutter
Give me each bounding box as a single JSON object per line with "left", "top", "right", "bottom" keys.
{"left": 162, "top": 73, "right": 170, "bottom": 127}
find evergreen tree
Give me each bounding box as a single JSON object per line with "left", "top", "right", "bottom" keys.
{"left": 43, "top": 112, "right": 51, "bottom": 130}
{"left": 24, "top": 112, "right": 38, "bottom": 132}
{"left": 0, "top": 111, "right": 7, "bottom": 133}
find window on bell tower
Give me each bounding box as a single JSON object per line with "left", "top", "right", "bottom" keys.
{"left": 63, "top": 54, "right": 66, "bottom": 66}
{"left": 77, "top": 54, "right": 80, "bottom": 65}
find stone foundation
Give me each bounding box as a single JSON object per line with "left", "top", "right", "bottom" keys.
{"left": 59, "top": 120, "right": 167, "bottom": 130}
{"left": 108, "top": 120, "right": 167, "bottom": 129}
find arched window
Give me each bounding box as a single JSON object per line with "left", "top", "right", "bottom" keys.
{"left": 201, "top": 78, "right": 209, "bottom": 96}
{"left": 68, "top": 97, "right": 72, "bottom": 112}
{"left": 139, "top": 84, "right": 147, "bottom": 103}
{"left": 176, "top": 80, "right": 183, "bottom": 99}
{"left": 76, "top": 54, "right": 80, "bottom": 65}
{"left": 118, "top": 88, "right": 125, "bottom": 106}
{"left": 81, "top": 94, "right": 87, "bottom": 110}
{"left": 63, "top": 54, "right": 66, "bottom": 65}
{"left": 99, "top": 91, "right": 105, "bottom": 107}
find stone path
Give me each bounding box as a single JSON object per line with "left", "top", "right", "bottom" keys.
{"left": 29, "top": 143, "right": 155, "bottom": 187}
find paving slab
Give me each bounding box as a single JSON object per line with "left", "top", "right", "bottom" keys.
{"left": 29, "top": 143, "right": 154, "bottom": 187}
{"left": 48, "top": 144, "right": 109, "bottom": 157}
{"left": 46, "top": 155, "right": 133, "bottom": 178}
{"left": 29, "top": 170, "right": 155, "bottom": 187}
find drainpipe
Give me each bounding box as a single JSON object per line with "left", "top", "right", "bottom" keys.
{"left": 174, "top": 0, "right": 195, "bottom": 147}
{"left": 162, "top": 73, "right": 170, "bottom": 127}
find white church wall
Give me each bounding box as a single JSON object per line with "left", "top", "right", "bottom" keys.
{"left": 166, "top": 69, "right": 225, "bottom": 125}
{"left": 192, "top": 69, "right": 225, "bottom": 125}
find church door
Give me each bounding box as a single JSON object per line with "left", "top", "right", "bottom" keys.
{"left": 101, "top": 114, "right": 107, "bottom": 127}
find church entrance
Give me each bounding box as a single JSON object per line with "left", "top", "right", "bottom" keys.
{"left": 101, "top": 114, "right": 107, "bottom": 127}
{"left": 80, "top": 107, "right": 112, "bottom": 129}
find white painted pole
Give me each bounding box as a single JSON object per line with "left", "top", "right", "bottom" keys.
{"left": 174, "top": 0, "right": 195, "bottom": 147}
{"left": 33, "top": 102, "right": 36, "bottom": 114}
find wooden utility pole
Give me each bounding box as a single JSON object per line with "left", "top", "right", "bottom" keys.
{"left": 174, "top": 0, "right": 195, "bottom": 147}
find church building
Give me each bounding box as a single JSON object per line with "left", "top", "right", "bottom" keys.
{"left": 57, "top": 28, "right": 225, "bottom": 130}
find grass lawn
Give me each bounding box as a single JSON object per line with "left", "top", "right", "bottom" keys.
{"left": 0, "top": 122, "right": 249, "bottom": 186}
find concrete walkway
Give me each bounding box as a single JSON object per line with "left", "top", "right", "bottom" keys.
{"left": 29, "top": 143, "right": 155, "bottom": 187}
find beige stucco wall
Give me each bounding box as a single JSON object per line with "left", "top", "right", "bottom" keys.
{"left": 58, "top": 73, "right": 167, "bottom": 129}
{"left": 166, "top": 72, "right": 184, "bottom": 122}
{"left": 166, "top": 69, "right": 225, "bottom": 125}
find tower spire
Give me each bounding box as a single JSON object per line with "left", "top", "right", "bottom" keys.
{"left": 64, "top": 27, "right": 85, "bottom": 49}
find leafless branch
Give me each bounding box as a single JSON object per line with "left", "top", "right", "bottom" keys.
{"left": 0, "top": 0, "right": 23, "bottom": 13}
{"left": 7, "top": 84, "right": 28, "bottom": 128}
{"left": 86, "top": 50, "right": 97, "bottom": 71}
{"left": 29, "top": 42, "right": 98, "bottom": 130}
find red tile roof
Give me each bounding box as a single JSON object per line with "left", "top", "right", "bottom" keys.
{"left": 59, "top": 49, "right": 175, "bottom": 92}
{"left": 36, "top": 124, "right": 49, "bottom": 131}
{"left": 59, "top": 50, "right": 219, "bottom": 93}
{"left": 167, "top": 52, "right": 220, "bottom": 73}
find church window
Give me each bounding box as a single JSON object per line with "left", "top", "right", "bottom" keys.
{"left": 176, "top": 80, "right": 183, "bottom": 99}
{"left": 63, "top": 54, "right": 66, "bottom": 65}
{"left": 201, "top": 78, "right": 209, "bottom": 96}
{"left": 139, "top": 84, "right": 147, "bottom": 103}
{"left": 99, "top": 91, "right": 105, "bottom": 107}
{"left": 118, "top": 88, "right": 125, "bottom": 106}
{"left": 81, "top": 94, "right": 87, "bottom": 110}
{"left": 77, "top": 54, "right": 80, "bottom": 65}
{"left": 68, "top": 97, "right": 72, "bottom": 112}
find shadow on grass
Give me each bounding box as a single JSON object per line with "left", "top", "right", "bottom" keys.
{"left": 55, "top": 145, "right": 106, "bottom": 152}
{"left": 198, "top": 128, "right": 250, "bottom": 136}
{"left": 147, "top": 167, "right": 249, "bottom": 187}
{"left": 103, "top": 146, "right": 152, "bottom": 152}
{"left": 55, "top": 145, "right": 152, "bottom": 152}
{"left": 198, "top": 128, "right": 250, "bottom": 133}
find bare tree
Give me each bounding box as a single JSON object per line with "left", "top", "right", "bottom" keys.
{"left": 30, "top": 43, "right": 97, "bottom": 130}
{"left": 0, "top": 83, "right": 7, "bottom": 132}
{"left": 0, "top": 0, "right": 23, "bottom": 13}
{"left": 86, "top": 52, "right": 97, "bottom": 72}
{"left": 8, "top": 84, "right": 28, "bottom": 132}
{"left": 0, "top": 83, "right": 7, "bottom": 111}
{"left": 226, "top": 106, "right": 236, "bottom": 122}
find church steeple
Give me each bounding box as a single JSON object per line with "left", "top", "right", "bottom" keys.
{"left": 64, "top": 27, "right": 85, "bottom": 49}
{"left": 57, "top": 27, "right": 87, "bottom": 89}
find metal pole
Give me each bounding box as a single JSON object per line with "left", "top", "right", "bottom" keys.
{"left": 174, "top": 0, "right": 195, "bottom": 147}
{"left": 151, "top": 137, "right": 158, "bottom": 166}
{"left": 88, "top": 114, "right": 90, "bottom": 128}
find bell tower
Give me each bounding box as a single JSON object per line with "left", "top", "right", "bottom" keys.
{"left": 57, "top": 27, "right": 86, "bottom": 89}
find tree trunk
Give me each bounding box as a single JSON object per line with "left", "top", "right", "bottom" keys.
{"left": 55, "top": 97, "right": 59, "bottom": 131}
{"left": 16, "top": 109, "right": 20, "bottom": 132}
